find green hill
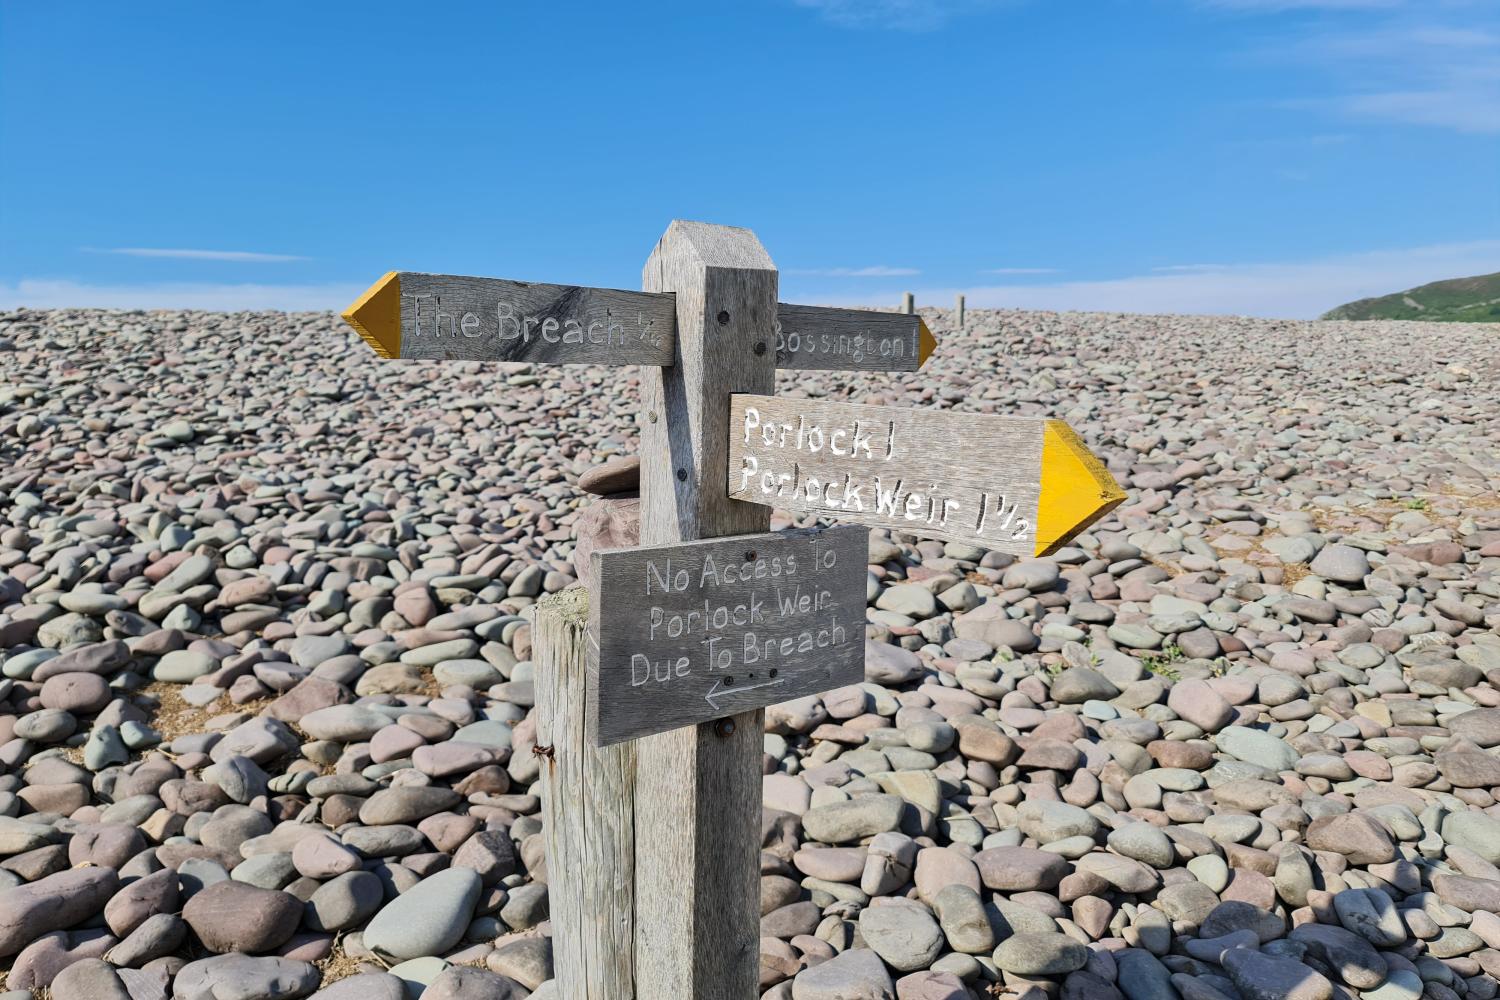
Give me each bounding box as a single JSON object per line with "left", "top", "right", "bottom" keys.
{"left": 1321, "top": 271, "right": 1500, "bottom": 322}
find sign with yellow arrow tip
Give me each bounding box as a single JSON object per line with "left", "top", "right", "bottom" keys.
{"left": 773, "top": 304, "right": 934, "bottom": 372}
{"left": 727, "top": 394, "right": 1125, "bottom": 557}
{"left": 343, "top": 271, "right": 935, "bottom": 372}
{"left": 342, "top": 271, "right": 676, "bottom": 366}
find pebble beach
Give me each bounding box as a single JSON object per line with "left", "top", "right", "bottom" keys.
{"left": 0, "top": 304, "right": 1498, "bottom": 1000}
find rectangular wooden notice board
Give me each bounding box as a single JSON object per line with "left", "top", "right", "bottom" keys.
{"left": 587, "top": 525, "right": 867, "bottom": 747}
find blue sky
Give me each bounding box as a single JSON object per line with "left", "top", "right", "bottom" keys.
{"left": 2, "top": 0, "right": 1496, "bottom": 318}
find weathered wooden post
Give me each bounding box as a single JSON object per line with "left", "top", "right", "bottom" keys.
{"left": 902, "top": 290, "right": 915, "bottom": 314}
{"left": 632, "top": 221, "right": 776, "bottom": 997}
{"left": 536, "top": 589, "right": 634, "bottom": 998}
{"left": 956, "top": 293, "right": 966, "bottom": 328}
{"left": 535, "top": 221, "right": 821, "bottom": 999}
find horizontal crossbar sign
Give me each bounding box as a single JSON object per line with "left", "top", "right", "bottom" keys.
{"left": 727, "top": 394, "right": 1126, "bottom": 557}
{"left": 343, "top": 272, "right": 936, "bottom": 372}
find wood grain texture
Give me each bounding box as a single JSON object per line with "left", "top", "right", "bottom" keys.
{"left": 634, "top": 220, "right": 776, "bottom": 999}
{"left": 774, "top": 304, "right": 932, "bottom": 372}
{"left": 640, "top": 222, "right": 776, "bottom": 544}
{"left": 587, "top": 525, "right": 865, "bottom": 747}
{"left": 536, "top": 589, "right": 636, "bottom": 1000}
{"left": 394, "top": 272, "right": 677, "bottom": 365}
{"left": 727, "top": 394, "right": 1120, "bottom": 556}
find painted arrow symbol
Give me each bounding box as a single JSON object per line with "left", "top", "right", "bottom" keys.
{"left": 705, "top": 676, "right": 785, "bottom": 710}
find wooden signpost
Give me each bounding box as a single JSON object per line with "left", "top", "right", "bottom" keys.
{"left": 342, "top": 219, "right": 1122, "bottom": 1000}
{"left": 344, "top": 271, "right": 936, "bottom": 372}
{"left": 587, "top": 525, "right": 865, "bottom": 746}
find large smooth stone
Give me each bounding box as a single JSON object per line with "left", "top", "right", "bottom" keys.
{"left": 362, "top": 867, "right": 482, "bottom": 961}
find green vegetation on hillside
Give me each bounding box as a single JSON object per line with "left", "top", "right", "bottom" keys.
{"left": 1321, "top": 270, "right": 1500, "bottom": 323}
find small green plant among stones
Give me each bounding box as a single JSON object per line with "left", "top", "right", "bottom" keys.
{"left": 1403, "top": 497, "right": 1430, "bottom": 511}
{"left": 1144, "top": 661, "right": 1181, "bottom": 681}
{"left": 1140, "top": 643, "right": 1184, "bottom": 680}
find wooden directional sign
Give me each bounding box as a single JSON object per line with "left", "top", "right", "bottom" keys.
{"left": 586, "top": 525, "right": 865, "bottom": 747}
{"left": 727, "top": 394, "right": 1125, "bottom": 557}
{"left": 775, "top": 305, "right": 935, "bottom": 372}
{"left": 342, "top": 271, "right": 676, "bottom": 366}
{"left": 343, "top": 271, "right": 937, "bottom": 372}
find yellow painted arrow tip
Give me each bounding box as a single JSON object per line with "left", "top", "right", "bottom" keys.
{"left": 342, "top": 272, "right": 401, "bottom": 359}
{"left": 1035, "top": 421, "right": 1126, "bottom": 557}
{"left": 917, "top": 318, "right": 936, "bottom": 368}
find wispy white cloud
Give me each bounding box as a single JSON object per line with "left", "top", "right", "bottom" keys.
{"left": 1278, "top": 18, "right": 1500, "bottom": 133}
{"left": 1312, "top": 89, "right": 1500, "bottom": 133}
{"left": 794, "top": 240, "right": 1500, "bottom": 319}
{"left": 0, "top": 279, "right": 361, "bottom": 312}
{"left": 786, "top": 265, "right": 921, "bottom": 277}
{"left": 1219, "top": 2, "right": 1500, "bottom": 134}
{"left": 1305, "top": 24, "right": 1500, "bottom": 56}
{"left": 82, "top": 247, "right": 311, "bottom": 263}
{"left": 793, "top": 0, "right": 1002, "bottom": 30}
{"left": 982, "top": 267, "right": 1061, "bottom": 275}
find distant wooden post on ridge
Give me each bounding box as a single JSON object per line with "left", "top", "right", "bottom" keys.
{"left": 956, "top": 293, "right": 966, "bottom": 328}
{"left": 902, "top": 290, "right": 915, "bottom": 314}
